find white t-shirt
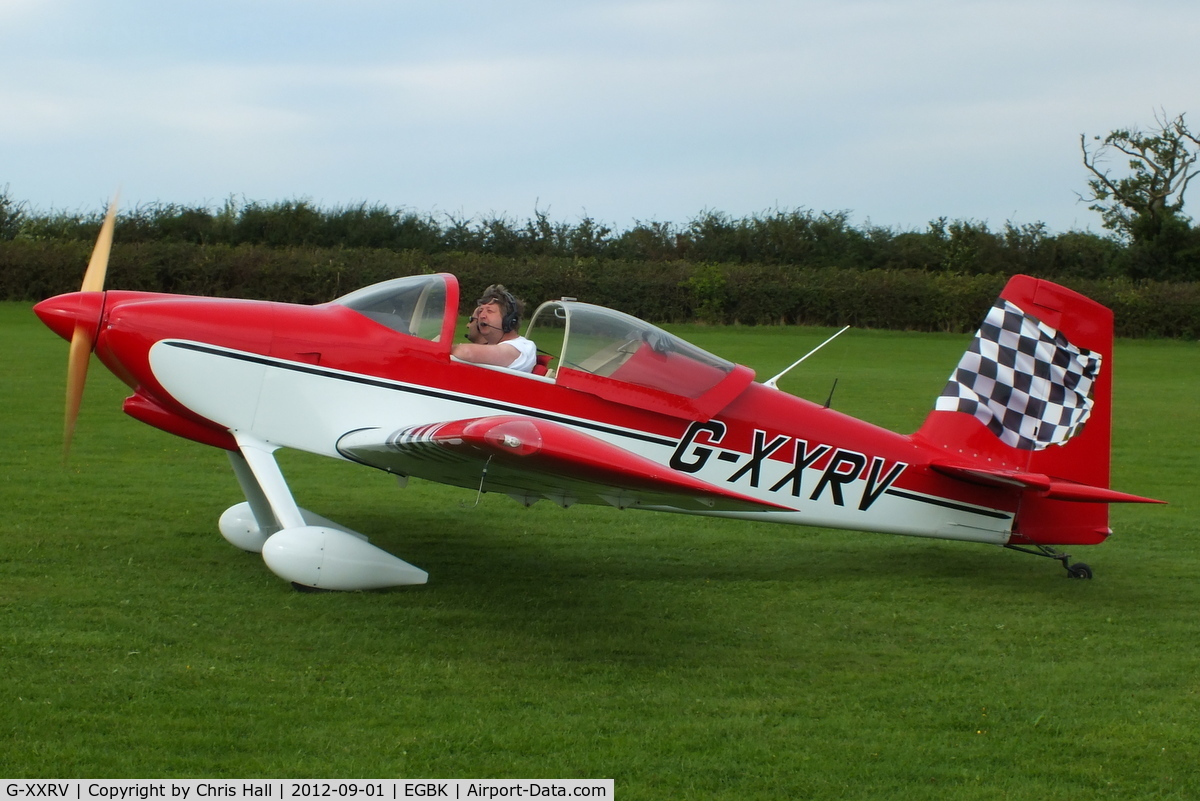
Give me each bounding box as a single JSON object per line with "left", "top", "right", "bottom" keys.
{"left": 504, "top": 335, "right": 538, "bottom": 372}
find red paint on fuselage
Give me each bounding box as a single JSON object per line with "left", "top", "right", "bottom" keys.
{"left": 37, "top": 285, "right": 1018, "bottom": 518}
{"left": 38, "top": 274, "right": 1149, "bottom": 548}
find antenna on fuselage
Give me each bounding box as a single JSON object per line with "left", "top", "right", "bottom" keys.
{"left": 823, "top": 378, "right": 839, "bottom": 409}
{"left": 763, "top": 325, "right": 850, "bottom": 390}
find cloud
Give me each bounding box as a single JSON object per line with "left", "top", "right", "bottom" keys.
{"left": 0, "top": 0, "right": 49, "bottom": 22}
{"left": 3, "top": 0, "right": 1199, "bottom": 230}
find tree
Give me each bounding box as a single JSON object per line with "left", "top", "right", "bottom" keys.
{"left": 1080, "top": 111, "right": 1200, "bottom": 243}
{"left": 0, "top": 184, "right": 25, "bottom": 240}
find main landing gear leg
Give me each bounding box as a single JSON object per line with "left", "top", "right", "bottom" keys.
{"left": 221, "top": 433, "right": 428, "bottom": 591}
{"left": 1004, "top": 544, "right": 1093, "bottom": 579}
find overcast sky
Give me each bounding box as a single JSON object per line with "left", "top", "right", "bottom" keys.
{"left": 2, "top": 0, "right": 1196, "bottom": 234}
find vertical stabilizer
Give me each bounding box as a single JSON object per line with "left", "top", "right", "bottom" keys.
{"left": 914, "top": 276, "right": 1114, "bottom": 545}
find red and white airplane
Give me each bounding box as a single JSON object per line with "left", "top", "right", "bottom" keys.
{"left": 35, "top": 204, "right": 1163, "bottom": 590}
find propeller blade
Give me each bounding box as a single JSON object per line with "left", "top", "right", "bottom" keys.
{"left": 81, "top": 195, "right": 118, "bottom": 293}
{"left": 64, "top": 324, "right": 94, "bottom": 462}
{"left": 63, "top": 193, "right": 118, "bottom": 462}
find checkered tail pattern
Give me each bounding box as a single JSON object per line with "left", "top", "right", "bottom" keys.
{"left": 935, "top": 299, "right": 1102, "bottom": 451}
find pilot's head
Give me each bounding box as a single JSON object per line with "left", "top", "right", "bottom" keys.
{"left": 472, "top": 285, "right": 523, "bottom": 334}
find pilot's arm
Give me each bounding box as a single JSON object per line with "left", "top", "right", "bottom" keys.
{"left": 451, "top": 340, "right": 522, "bottom": 366}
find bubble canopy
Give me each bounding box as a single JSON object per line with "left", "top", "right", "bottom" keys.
{"left": 331, "top": 274, "right": 754, "bottom": 419}
{"left": 524, "top": 299, "right": 755, "bottom": 419}
{"left": 525, "top": 300, "right": 733, "bottom": 396}
{"left": 330, "top": 273, "right": 450, "bottom": 341}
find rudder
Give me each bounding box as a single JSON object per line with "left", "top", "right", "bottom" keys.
{"left": 914, "top": 275, "right": 1114, "bottom": 545}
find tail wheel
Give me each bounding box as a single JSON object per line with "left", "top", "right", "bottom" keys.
{"left": 1066, "top": 562, "right": 1094, "bottom": 580}
{"left": 1004, "top": 543, "right": 1095, "bottom": 579}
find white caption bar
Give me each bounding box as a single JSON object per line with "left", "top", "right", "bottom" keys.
{"left": 2, "top": 782, "right": 613, "bottom": 801}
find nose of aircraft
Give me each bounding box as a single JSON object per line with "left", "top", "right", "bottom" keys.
{"left": 34, "top": 291, "right": 105, "bottom": 343}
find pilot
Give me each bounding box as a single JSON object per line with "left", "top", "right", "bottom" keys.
{"left": 450, "top": 284, "right": 538, "bottom": 372}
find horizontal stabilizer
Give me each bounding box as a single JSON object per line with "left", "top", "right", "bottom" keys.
{"left": 931, "top": 461, "right": 1164, "bottom": 505}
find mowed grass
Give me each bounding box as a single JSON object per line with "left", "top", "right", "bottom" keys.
{"left": 1, "top": 301, "right": 1197, "bottom": 798}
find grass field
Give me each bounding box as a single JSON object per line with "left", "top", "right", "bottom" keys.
{"left": 1, "top": 301, "right": 1197, "bottom": 798}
